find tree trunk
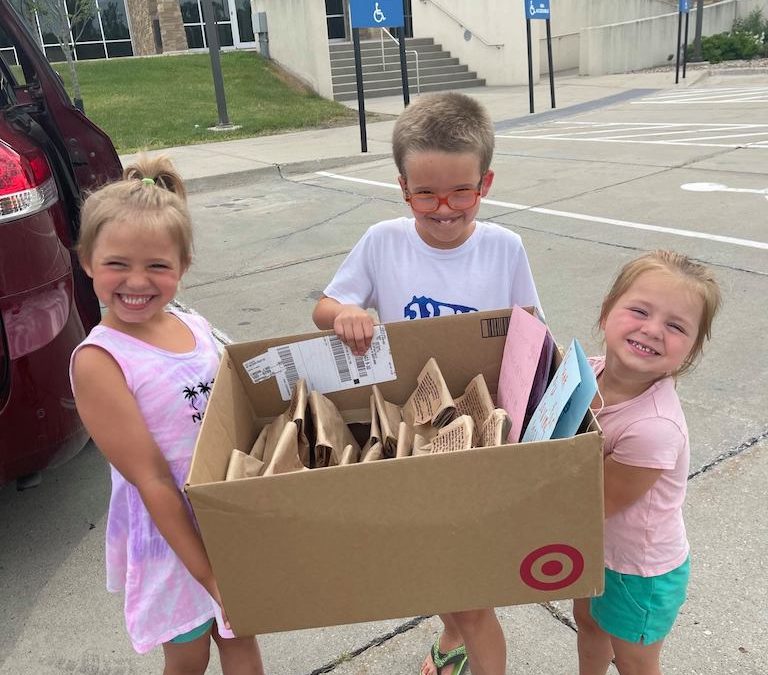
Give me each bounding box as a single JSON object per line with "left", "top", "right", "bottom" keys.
{"left": 59, "top": 34, "right": 84, "bottom": 112}
{"left": 691, "top": 0, "right": 705, "bottom": 61}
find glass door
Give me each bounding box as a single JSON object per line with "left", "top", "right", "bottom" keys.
{"left": 326, "top": 0, "right": 347, "bottom": 41}
{"left": 228, "top": 0, "right": 255, "bottom": 47}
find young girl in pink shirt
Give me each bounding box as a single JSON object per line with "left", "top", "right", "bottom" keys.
{"left": 575, "top": 250, "right": 721, "bottom": 675}
{"left": 70, "top": 156, "right": 264, "bottom": 674}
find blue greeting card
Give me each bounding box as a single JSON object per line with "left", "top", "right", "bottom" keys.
{"left": 521, "top": 338, "right": 597, "bottom": 442}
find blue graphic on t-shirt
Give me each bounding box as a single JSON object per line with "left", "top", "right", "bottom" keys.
{"left": 404, "top": 295, "right": 478, "bottom": 319}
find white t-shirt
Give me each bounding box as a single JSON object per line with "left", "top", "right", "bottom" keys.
{"left": 323, "top": 217, "right": 541, "bottom": 323}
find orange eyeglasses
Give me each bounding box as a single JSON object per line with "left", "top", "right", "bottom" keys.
{"left": 404, "top": 179, "right": 484, "bottom": 214}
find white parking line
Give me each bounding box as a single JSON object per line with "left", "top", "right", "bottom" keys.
{"left": 633, "top": 87, "right": 768, "bottom": 105}
{"left": 496, "top": 121, "right": 768, "bottom": 148}
{"left": 315, "top": 171, "right": 768, "bottom": 251}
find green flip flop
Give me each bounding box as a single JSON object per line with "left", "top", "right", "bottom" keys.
{"left": 429, "top": 638, "right": 468, "bottom": 675}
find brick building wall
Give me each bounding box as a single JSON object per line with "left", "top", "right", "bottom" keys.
{"left": 157, "top": 0, "right": 187, "bottom": 52}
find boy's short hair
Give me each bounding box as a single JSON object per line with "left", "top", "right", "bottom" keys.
{"left": 392, "top": 92, "right": 494, "bottom": 176}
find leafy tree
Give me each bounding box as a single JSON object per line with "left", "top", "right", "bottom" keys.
{"left": 28, "top": 0, "right": 98, "bottom": 110}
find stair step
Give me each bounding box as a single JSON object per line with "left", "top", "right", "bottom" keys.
{"left": 333, "top": 70, "right": 480, "bottom": 94}
{"left": 330, "top": 36, "right": 485, "bottom": 101}
{"left": 329, "top": 37, "right": 435, "bottom": 53}
{"left": 330, "top": 50, "right": 449, "bottom": 69}
{"left": 334, "top": 78, "right": 486, "bottom": 101}
{"left": 332, "top": 57, "right": 460, "bottom": 77}
{"left": 332, "top": 64, "right": 470, "bottom": 85}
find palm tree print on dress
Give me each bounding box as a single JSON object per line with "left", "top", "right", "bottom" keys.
{"left": 182, "top": 378, "right": 215, "bottom": 424}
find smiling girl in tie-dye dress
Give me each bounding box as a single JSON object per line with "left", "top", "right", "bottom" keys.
{"left": 70, "top": 155, "right": 264, "bottom": 673}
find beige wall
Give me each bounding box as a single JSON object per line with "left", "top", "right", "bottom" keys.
{"left": 412, "top": 0, "right": 539, "bottom": 85}
{"left": 537, "top": 0, "right": 710, "bottom": 75}
{"left": 250, "top": 0, "right": 333, "bottom": 98}
{"left": 579, "top": 0, "right": 763, "bottom": 75}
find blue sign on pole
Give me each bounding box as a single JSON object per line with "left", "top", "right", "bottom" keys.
{"left": 350, "top": 0, "right": 404, "bottom": 29}
{"left": 679, "top": 0, "right": 690, "bottom": 12}
{"left": 525, "top": 0, "right": 551, "bottom": 20}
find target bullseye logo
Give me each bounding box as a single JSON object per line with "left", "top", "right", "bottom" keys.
{"left": 520, "top": 544, "right": 584, "bottom": 591}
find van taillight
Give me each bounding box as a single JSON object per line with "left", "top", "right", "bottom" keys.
{"left": 0, "top": 140, "right": 57, "bottom": 222}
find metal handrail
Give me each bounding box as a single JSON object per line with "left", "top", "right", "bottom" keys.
{"left": 419, "top": 0, "right": 504, "bottom": 49}
{"left": 380, "top": 28, "right": 420, "bottom": 94}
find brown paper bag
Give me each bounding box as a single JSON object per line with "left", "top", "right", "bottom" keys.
{"left": 224, "top": 449, "right": 264, "bottom": 480}
{"left": 309, "top": 390, "right": 361, "bottom": 468}
{"left": 360, "top": 440, "right": 385, "bottom": 462}
{"left": 251, "top": 379, "right": 310, "bottom": 468}
{"left": 339, "top": 444, "right": 360, "bottom": 465}
{"left": 372, "top": 384, "right": 402, "bottom": 458}
{"left": 478, "top": 408, "right": 512, "bottom": 448}
{"left": 262, "top": 421, "right": 306, "bottom": 476}
{"left": 454, "top": 374, "right": 495, "bottom": 446}
{"left": 402, "top": 358, "right": 456, "bottom": 428}
{"left": 422, "top": 415, "right": 474, "bottom": 454}
{"left": 395, "top": 421, "right": 413, "bottom": 458}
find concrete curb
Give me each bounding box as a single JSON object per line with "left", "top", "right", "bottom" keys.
{"left": 183, "top": 152, "right": 391, "bottom": 194}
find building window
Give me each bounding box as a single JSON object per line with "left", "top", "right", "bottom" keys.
{"left": 4, "top": 0, "right": 133, "bottom": 63}
{"left": 180, "top": 0, "right": 234, "bottom": 49}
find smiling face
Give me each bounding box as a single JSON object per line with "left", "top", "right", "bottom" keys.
{"left": 82, "top": 219, "right": 184, "bottom": 332}
{"left": 399, "top": 150, "right": 494, "bottom": 249}
{"left": 601, "top": 269, "right": 704, "bottom": 386}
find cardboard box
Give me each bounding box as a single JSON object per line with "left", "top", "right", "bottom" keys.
{"left": 186, "top": 309, "right": 604, "bottom": 636}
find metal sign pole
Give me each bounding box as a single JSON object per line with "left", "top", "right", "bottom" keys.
{"left": 200, "top": 0, "right": 232, "bottom": 128}
{"left": 352, "top": 27, "right": 368, "bottom": 153}
{"left": 545, "top": 18, "right": 555, "bottom": 109}
{"left": 397, "top": 24, "right": 410, "bottom": 107}
{"left": 675, "top": 10, "right": 683, "bottom": 84}
{"left": 525, "top": 18, "right": 534, "bottom": 114}
{"left": 682, "top": 11, "right": 690, "bottom": 78}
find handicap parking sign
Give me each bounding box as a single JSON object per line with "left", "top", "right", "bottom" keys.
{"left": 350, "top": 0, "right": 404, "bottom": 29}
{"left": 526, "top": 0, "right": 551, "bottom": 20}
{"left": 679, "top": 0, "right": 690, "bottom": 12}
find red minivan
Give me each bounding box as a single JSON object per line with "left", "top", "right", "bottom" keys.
{"left": 0, "top": 2, "right": 122, "bottom": 488}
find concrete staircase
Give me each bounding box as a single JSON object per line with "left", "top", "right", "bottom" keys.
{"left": 329, "top": 37, "right": 485, "bottom": 101}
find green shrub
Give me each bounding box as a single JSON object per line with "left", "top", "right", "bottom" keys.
{"left": 688, "top": 8, "right": 768, "bottom": 63}
{"left": 732, "top": 8, "right": 768, "bottom": 42}
{"left": 689, "top": 30, "right": 764, "bottom": 63}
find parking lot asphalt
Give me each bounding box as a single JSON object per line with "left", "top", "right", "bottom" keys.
{"left": 1, "top": 67, "right": 766, "bottom": 674}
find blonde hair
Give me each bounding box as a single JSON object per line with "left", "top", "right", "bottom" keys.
{"left": 77, "top": 154, "right": 193, "bottom": 270}
{"left": 599, "top": 250, "right": 722, "bottom": 377}
{"left": 392, "top": 92, "right": 494, "bottom": 176}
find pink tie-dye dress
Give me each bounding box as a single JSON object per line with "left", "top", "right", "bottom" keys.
{"left": 70, "top": 311, "right": 232, "bottom": 653}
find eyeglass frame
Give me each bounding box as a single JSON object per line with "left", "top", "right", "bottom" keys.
{"left": 401, "top": 175, "right": 488, "bottom": 214}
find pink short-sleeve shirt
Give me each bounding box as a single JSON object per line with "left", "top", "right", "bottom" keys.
{"left": 591, "top": 357, "right": 690, "bottom": 577}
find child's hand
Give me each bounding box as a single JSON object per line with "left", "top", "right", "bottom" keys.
{"left": 333, "top": 305, "right": 375, "bottom": 356}
{"left": 208, "top": 578, "right": 231, "bottom": 630}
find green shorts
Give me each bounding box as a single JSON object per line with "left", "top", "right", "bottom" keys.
{"left": 590, "top": 557, "right": 690, "bottom": 645}
{"left": 169, "top": 618, "right": 214, "bottom": 644}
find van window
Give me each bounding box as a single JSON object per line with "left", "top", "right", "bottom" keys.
{"left": 0, "top": 25, "right": 26, "bottom": 88}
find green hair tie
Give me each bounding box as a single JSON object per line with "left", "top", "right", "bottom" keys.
{"left": 141, "top": 177, "right": 155, "bottom": 186}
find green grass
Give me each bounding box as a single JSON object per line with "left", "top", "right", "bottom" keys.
{"left": 51, "top": 52, "right": 358, "bottom": 153}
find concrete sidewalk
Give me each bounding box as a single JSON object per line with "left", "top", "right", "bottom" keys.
{"left": 119, "top": 68, "right": 707, "bottom": 192}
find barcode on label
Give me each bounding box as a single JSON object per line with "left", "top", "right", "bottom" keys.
{"left": 276, "top": 346, "right": 300, "bottom": 391}
{"left": 355, "top": 355, "right": 367, "bottom": 374}
{"left": 481, "top": 316, "right": 510, "bottom": 338}
{"left": 330, "top": 338, "right": 352, "bottom": 383}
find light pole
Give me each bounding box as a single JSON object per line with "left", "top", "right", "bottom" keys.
{"left": 691, "top": 0, "right": 705, "bottom": 61}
